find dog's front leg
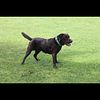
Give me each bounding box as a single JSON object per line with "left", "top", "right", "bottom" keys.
{"left": 52, "top": 53, "right": 57, "bottom": 68}
{"left": 55, "top": 54, "right": 60, "bottom": 63}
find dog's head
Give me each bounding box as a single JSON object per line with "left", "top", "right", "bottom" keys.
{"left": 57, "top": 33, "right": 73, "bottom": 46}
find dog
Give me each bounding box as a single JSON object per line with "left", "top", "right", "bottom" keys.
{"left": 21, "top": 32, "right": 73, "bottom": 68}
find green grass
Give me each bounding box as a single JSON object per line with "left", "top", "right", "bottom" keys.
{"left": 0, "top": 17, "right": 100, "bottom": 83}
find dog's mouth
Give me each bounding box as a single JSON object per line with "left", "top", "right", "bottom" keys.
{"left": 66, "top": 43, "right": 71, "bottom": 46}
{"left": 66, "top": 40, "right": 73, "bottom": 46}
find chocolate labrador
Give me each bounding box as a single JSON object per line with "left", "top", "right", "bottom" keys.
{"left": 21, "top": 32, "right": 73, "bottom": 68}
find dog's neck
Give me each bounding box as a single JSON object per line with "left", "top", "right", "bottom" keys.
{"left": 55, "top": 36, "right": 62, "bottom": 46}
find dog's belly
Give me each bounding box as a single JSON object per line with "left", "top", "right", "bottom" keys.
{"left": 41, "top": 47, "right": 52, "bottom": 54}
{"left": 42, "top": 50, "right": 52, "bottom": 54}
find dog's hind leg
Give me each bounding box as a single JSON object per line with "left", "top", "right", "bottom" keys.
{"left": 21, "top": 42, "right": 33, "bottom": 64}
{"left": 33, "top": 50, "right": 41, "bottom": 61}
{"left": 21, "top": 50, "right": 32, "bottom": 64}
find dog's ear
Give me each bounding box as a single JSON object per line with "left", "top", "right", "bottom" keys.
{"left": 57, "top": 33, "right": 63, "bottom": 39}
{"left": 57, "top": 34, "right": 64, "bottom": 40}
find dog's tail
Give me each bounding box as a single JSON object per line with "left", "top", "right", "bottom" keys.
{"left": 21, "top": 32, "right": 32, "bottom": 41}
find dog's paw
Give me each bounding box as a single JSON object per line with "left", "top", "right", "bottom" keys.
{"left": 37, "top": 59, "right": 40, "bottom": 61}
{"left": 21, "top": 62, "right": 24, "bottom": 65}
{"left": 56, "top": 61, "right": 60, "bottom": 63}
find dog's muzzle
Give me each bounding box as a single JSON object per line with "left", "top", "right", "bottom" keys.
{"left": 66, "top": 39, "right": 73, "bottom": 46}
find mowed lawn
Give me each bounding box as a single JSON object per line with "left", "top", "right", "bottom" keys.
{"left": 0, "top": 17, "right": 100, "bottom": 83}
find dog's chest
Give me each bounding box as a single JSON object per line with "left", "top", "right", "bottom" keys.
{"left": 41, "top": 39, "right": 62, "bottom": 54}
